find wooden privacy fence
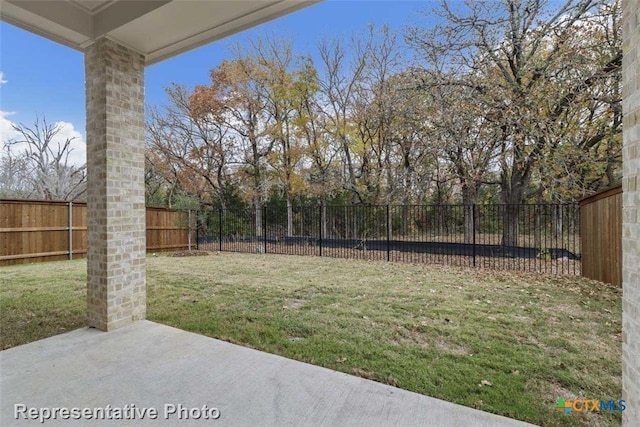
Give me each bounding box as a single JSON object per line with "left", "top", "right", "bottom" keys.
{"left": 579, "top": 185, "right": 622, "bottom": 286}
{"left": 0, "top": 199, "right": 195, "bottom": 266}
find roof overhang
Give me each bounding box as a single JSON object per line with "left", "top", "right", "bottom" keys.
{"left": 0, "top": 0, "right": 320, "bottom": 65}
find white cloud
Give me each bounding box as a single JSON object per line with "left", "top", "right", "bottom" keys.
{"left": 0, "top": 71, "right": 6, "bottom": 87}
{"left": 0, "top": 111, "right": 21, "bottom": 147}
{"left": 0, "top": 112, "right": 86, "bottom": 167}
{"left": 54, "top": 121, "right": 86, "bottom": 166}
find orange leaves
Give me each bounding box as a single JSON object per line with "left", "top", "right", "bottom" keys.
{"left": 189, "top": 86, "right": 217, "bottom": 120}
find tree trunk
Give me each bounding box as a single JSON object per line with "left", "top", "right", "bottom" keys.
{"left": 321, "top": 197, "right": 328, "bottom": 239}
{"left": 254, "top": 200, "right": 262, "bottom": 238}
{"left": 461, "top": 185, "right": 479, "bottom": 244}
{"left": 500, "top": 173, "right": 526, "bottom": 247}
{"left": 502, "top": 204, "right": 520, "bottom": 247}
{"left": 388, "top": 205, "right": 393, "bottom": 241}
{"left": 401, "top": 176, "right": 412, "bottom": 236}
{"left": 353, "top": 208, "right": 358, "bottom": 240}
{"left": 343, "top": 205, "right": 348, "bottom": 239}
{"left": 286, "top": 193, "right": 293, "bottom": 237}
{"left": 551, "top": 205, "right": 563, "bottom": 239}
{"left": 401, "top": 205, "right": 409, "bottom": 237}
{"left": 534, "top": 204, "right": 542, "bottom": 249}
{"left": 437, "top": 204, "right": 446, "bottom": 236}
{"left": 463, "top": 205, "right": 475, "bottom": 244}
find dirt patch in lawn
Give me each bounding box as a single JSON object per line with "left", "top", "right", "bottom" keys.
{"left": 170, "top": 250, "right": 210, "bottom": 257}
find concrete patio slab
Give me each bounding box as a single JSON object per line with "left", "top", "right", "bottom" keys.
{"left": 1, "top": 321, "right": 535, "bottom": 426}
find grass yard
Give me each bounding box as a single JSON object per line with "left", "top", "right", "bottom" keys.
{"left": 0, "top": 253, "right": 622, "bottom": 426}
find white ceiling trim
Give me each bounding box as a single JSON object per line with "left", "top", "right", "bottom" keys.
{"left": 0, "top": 1, "right": 90, "bottom": 48}
{"left": 134, "top": 0, "right": 321, "bottom": 65}
{"left": 0, "top": 0, "right": 321, "bottom": 65}
{"left": 66, "top": 0, "right": 116, "bottom": 15}
{"left": 92, "top": 0, "right": 172, "bottom": 39}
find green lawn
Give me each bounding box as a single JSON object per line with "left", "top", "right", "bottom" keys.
{"left": 0, "top": 253, "right": 622, "bottom": 426}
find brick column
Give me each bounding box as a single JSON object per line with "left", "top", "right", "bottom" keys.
{"left": 85, "top": 38, "right": 146, "bottom": 331}
{"left": 622, "top": 0, "right": 640, "bottom": 425}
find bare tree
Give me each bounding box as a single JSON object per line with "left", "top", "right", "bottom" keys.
{"left": 3, "top": 115, "right": 86, "bottom": 200}
{"left": 0, "top": 145, "right": 31, "bottom": 197}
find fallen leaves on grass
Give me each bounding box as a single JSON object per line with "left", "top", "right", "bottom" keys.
{"left": 352, "top": 368, "right": 377, "bottom": 381}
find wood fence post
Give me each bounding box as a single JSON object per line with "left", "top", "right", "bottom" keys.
{"left": 68, "top": 201, "right": 73, "bottom": 260}
{"left": 187, "top": 209, "right": 192, "bottom": 253}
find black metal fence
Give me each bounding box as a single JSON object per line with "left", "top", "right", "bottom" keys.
{"left": 196, "top": 204, "right": 580, "bottom": 275}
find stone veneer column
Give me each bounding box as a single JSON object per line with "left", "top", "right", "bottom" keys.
{"left": 622, "top": 0, "right": 640, "bottom": 425}
{"left": 85, "top": 38, "right": 146, "bottom": 331}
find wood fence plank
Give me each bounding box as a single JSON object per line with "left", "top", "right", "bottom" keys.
{"left": 0, "top": 199, "right": 189, "bottom": 266}
{"left": 579, "top": 185, "right": 622, "bottom": 285}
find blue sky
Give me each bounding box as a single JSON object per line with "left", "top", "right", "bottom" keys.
{"left": 0, "top": 1, "right": 436, "bottom": 165}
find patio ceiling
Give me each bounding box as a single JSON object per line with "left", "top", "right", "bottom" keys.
{"left": 0, "top": 0, "right": 320, "bottom": 64}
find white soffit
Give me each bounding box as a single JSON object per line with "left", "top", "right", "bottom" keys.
{"left": 0, "top": 0, "right": 321, "bottom": 65}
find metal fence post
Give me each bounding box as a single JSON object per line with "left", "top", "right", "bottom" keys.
{"left": 263, "top": 205, "right": 267, "bottom": 253}
{"left": 68, "top": 201, "right": 73, "bottom": 260}
{"left": 386, "top": 204, "right": 390, "bottom": 262}
{"left": 472, "top": 204, "right": 477, "bottom": 267}
{"left": 319, "top": 204, "right": 323, "bottom": 257}
{"left": 219, "top": 207, "right": 223, "bottom": 252}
